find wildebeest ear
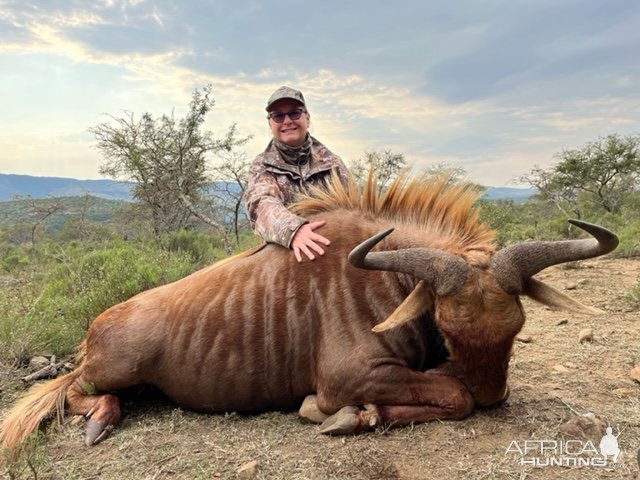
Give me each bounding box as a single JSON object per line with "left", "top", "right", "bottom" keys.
{"left": 523, "top": 277, "right": 604, "bottom": 315}
{"left": 372, "top": 281, "right": 434, "bottom": 332}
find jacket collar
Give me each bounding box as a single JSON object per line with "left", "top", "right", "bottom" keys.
{"left": 261, "top": 136, "right": 337, "bottom": 179}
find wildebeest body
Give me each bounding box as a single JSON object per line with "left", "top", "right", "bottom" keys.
{"left": 0, "top": 174, "right": 618, "bottom": 453}
{"left": 81, "top": 209, "right": 436, "bottom": 414}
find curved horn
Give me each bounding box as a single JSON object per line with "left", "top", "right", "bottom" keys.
{"left": 348, "top": 228, "right": 470, "bottom": 296}
{"left": 491, "top": 219, "right": 619, "bottom": 294}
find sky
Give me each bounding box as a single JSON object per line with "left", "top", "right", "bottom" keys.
{"left": 0, "top": 1, "right": 639, "bottom": 188}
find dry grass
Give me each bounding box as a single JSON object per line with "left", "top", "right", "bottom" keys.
{"left": 1, "top": 258, "right": 639, "bottom": 480}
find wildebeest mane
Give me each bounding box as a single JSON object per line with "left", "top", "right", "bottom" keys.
{"left": 291, "top": 172, "right": 496, "bottom": 259}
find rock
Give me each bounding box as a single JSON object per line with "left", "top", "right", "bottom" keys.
{"left": 515, "top": 334, "right": 533, "bottom": 343}
{"left": 630, "top": 366, "right": 640, "bottom": 383}
{"left": 29, "top": 356, "right": 50, "bottom": 369}
{"left": 552, "top": 364, "right": 571, "bottom": 373}
{"left": 559, "top": 413, "right": 606, "bottom": 441}
{"left": 555, "top": 319, "right": 569, "bottom": 326}
{"left": 578, "top": 328, "right": 593, "bottom": 343}
{"left": 237, "top": 460, "right": 259, "bottom": 479}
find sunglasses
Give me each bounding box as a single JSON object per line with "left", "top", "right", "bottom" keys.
{"left": 268, "top": 108, "right": 306, "bottom": 123}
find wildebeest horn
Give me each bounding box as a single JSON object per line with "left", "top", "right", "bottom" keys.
{"left": 491, "top": 219, "right": 619, "bottom": 294}
{"left": 348, "top": 228, "right": 470, "bottom": 297}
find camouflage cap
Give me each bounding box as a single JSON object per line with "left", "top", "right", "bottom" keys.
{"left": 265, "top": 86, "right": 306, "bottom": 111}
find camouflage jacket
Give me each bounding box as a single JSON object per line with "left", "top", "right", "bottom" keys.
{"left": 244, "top": 136, "right": 349, "bottom": 248}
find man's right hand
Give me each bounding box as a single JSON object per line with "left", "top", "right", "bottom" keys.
{"left": 291, "top": 220, "right": 330, "bottom": 263}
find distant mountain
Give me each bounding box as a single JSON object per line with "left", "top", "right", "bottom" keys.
{"left": 0, "top": 173, "right": 536, "bottom": 203}
{"left": 481, "top": 186, "right": 536, "bottom": 202}
{"left": 0, "top": 174, "right": 133, "bottom": 201}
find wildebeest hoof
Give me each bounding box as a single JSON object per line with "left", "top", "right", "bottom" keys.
{"left": 85, "top": 419, "right": 114, "bottom": 446}
{"left": 319, "top": 406, "right": 360, "bottom": 435}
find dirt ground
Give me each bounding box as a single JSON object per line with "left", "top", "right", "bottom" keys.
{"left": 1, "top": 257, "right": 639, "bottom": 480}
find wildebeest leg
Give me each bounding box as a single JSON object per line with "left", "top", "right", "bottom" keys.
{"left": 300, "top": 395, "right": 380, "bottom": 434}
{"left": 315, "top": 367, "right": 474, "bottom": 434}
{"left": 320, "top": 403, "right": 472, "bottom": 435}
{"left": 319, "top": 404, "right": 382, "bottom": 434}
{"left": 299, "top": 395, "right": 380, "bottom": 433}
{"left": 65, "top": 375, "right": 121, "bottom": 446}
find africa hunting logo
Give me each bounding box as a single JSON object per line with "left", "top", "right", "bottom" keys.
{"left": 506, "top": 427, "right": 621, "bottom": 467}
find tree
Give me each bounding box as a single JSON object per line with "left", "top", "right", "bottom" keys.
{"left": 57, "top": 194, "right": 98, "bottom": 243}
{"left": 349, "top": 149, "right": 408, "bottom": 193}
{"left": 91, "top": 85, "right": 250, "bottom": 253}
{"left": 20, "top": 196, "right": 66, "bottom": 249}
{"left": 519, "top": 164, "right": 579, "bottom": 218}
{"left": 519, "top": 134, "right": 640, "bottom": 216}
{"left": 417, "top": 162, "right": 474, "bottom": 188}
{"left": 208, "top": 150, "right": 250, "bottom": 243}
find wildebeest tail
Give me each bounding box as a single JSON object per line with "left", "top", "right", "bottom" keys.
{"left": 0, "top": 367, "right": 82, "bottom": 460}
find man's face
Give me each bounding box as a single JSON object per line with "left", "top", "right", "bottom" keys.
{"left": 268, "top": 99, "right": 310, "bottom": 147}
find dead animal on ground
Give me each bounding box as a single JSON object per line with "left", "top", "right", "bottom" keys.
{"left": 0, "top": 173, "right": 618, "bottom": 456}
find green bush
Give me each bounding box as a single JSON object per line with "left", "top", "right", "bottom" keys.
{"left": 0, "top": 246, "right": 29, "bottom": 272}
{"left": 164, "top": 229, "right": 217, "bottom": 265}
{"left": 586, "top": 203, "right": 640, "bottom": 258}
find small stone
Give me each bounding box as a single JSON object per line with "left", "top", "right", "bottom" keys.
{"left": 630, "top": 366, "right": 640, "bottom": 384}
{"left": 578, "top": 328, "right": 593, "bottom": 343}
{"left": 515, "top": 334, "right": 533, "bottom": 343}
{"left": 559, "top": 413, "right": 606, "bottom": 441}
{"left": 552, "top": 364, "right": 571, "bottom": 373}
{"left": 29, "top": 356, "right": 50, "bottom": 369}
{"left": 237, "top": 460, "right": 259, "bottom": 479}
{"left": 555, "top": 319, "right": 569, "bottom": 326}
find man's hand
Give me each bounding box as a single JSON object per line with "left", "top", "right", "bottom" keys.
{"left": 291, "top": 220, "right": 330, "bottom": 262}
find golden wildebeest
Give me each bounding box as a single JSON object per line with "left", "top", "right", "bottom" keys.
{"left": 0, "top": 174, "right": 618, "bottom": 455}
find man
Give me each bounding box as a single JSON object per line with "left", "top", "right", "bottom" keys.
{"left": 244, "top": 86, "right": 349, "bottom": 262}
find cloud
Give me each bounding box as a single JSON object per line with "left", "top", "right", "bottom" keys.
{"left": 0, "top": 0, "right": 638, "bottom": 188}
{"left": 424, "top": 1, "right": 640, "bottom": 102}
